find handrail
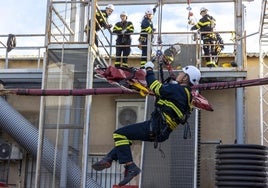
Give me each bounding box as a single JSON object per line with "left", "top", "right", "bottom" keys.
{"left": 0, "top": 34, "right": 45, "bottom": 69}
{"left": 99, "top": 30, "right": 237, "bottom": 68}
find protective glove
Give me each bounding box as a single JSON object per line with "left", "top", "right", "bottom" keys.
{"left": 106, "top": 24, "right": 113, "bottom": 29}
{"left": 144, "top": 61, "right": 154, "bottom": 70}
{"left": 121, "top": 29, "right": 126, "bottom": 34}
{"left": 188, "top": 19, "right": 195, "bottom": 25}
{"left": 138, "top": 43, "right": 142, "bottom": 50}
{"left": 190, "top": 26, "right": 195, "bottom": 31}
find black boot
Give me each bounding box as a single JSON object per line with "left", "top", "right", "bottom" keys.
{"left": 118, "top": 163, "right": 141, "bottom": 186}
{"left": 92, "top": 156, "right": 112, "bottom": 171}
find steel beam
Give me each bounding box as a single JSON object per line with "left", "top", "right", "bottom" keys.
{"left": 97, "top": 0, "right": 251, "bottom": 5}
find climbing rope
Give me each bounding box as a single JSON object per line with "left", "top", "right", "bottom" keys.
{"left": 157, "top": 0, "right": 163, "bottom": 46}
{"left": 186, "top": 0, "right": 193, "bottom": 25}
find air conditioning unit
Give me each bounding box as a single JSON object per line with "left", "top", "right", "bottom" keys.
{"left": 0, "top": 142, "right": 23, "bottom": 160}
{"left": 116, "top": 101, "right": 145, "bottom": 129}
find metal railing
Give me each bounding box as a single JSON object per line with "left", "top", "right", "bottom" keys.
{"left": 89, "top": 154, "right": 127, "bottom": 188}
{"left": 0, "top": 34, "right": 45, "bottom": 69}
{"left": 98, "top": 30, "right": 237, "bottom": 69}
{"left": 47, "top": 1, "right": 239, "bottom": 69}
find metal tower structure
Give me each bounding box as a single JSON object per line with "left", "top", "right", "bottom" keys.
{"left": 259, "top": 0, "right": 268, "bottom": 146}
{"left": 33, "top": 0, "right": 249, "bottom": 187}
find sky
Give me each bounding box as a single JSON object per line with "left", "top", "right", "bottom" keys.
{"left": 0, "top": 0, "right": 262, "bottom": 55}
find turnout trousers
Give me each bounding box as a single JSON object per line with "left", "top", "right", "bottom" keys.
{"left": 115, "top": 45, "right": 131, "bottom": 65}
{"left": 107, "top": 112, "right": 172, "bottom": 164}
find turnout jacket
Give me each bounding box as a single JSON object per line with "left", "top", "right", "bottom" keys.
{"left": 146, "top": 70, "right": 192, "bottom": 130}
{"left": 85, "top": 10, "right": 110, "bottom": 32}
{"left": 191, "top": 14, "right": 215, "bottom": 32}
{"left": 113, "top": 21, "right": 134, "bottom": 45}
{"left": 191, "top": 14, "right": 216, "bottom": 39}
{"left": 139, "top": 7, "right": 157, "bottom": 40}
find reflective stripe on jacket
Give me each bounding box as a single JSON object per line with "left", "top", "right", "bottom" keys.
{"left": 146, "top": 70, "right": 192, "bottom": 129}
{"left": 113, "top": 21, "right": 134, "bottom": 45}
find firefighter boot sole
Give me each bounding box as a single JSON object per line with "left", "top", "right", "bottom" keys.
{"left": 92, "top": 159, "right": 112, "bottom": 171}
{"left": 118, "top": 167, "right": 141, "bottom": 186}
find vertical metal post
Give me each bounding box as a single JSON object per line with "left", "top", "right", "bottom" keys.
{"left": 89, "top": 1, "right": 96, "bottom": 48}
{"left": 80, "top": 48, "right": 95, "bottom": 188}
{"left": 35, "top": 0, "right": 51, "bottom": 186}
{"left": 235, "top": 0, "right": 245, "bottom": 144}
{"left": 193, "top": 109, "right": 199, "bottom": 188}
{"left": 5, "top": 50, "right": 8, "bottom": 69}
{"left": 81, "top": 1, "right": 96, "bottom": 187}
{"left": 260, "top": 50, "right": 264, "bottom": 145}
{"left": 59, "top": 96, "right": 72, "bottom": 188}
{"left": 34, "top": 53, "right": 48, "bottom": 188}
{"left": 73, "top": 96, "right": 82, "bottom": 163}
{"left": 70, "top": 0, "right": 77, "bottom": 42}
{"left": 59, "top": 129, "right": 69, "bottom": 188}
{"left": 147, "top": 34, "right": 152, "bottom": 61}
{"left": 197, "top": 32, "right": 202, "bottom": 68}
{"left": 78, "top": 2, "right": 86, "bottom": 42}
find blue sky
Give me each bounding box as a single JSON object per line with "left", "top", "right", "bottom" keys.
{"left": 0, "top": 0, "right": 262, "bottom": 53}
{"left": 1, "top": 0, "right": 47, "bottom": 34}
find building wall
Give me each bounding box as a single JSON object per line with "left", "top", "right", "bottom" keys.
{"left": 245, "top": 56, "right": 262, "bottom": 144}
{"left": 199, "top": 56, "right": 262, "bottom": 187}
{"left": 0, "top": 58, "right": 43, "bottom": 69}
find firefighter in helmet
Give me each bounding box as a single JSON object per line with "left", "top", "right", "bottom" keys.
{"left": 84, "top": 4, "right": 114, "bottom": 46}
{"left": 191, "top": 7, "right": 218, "bottom": 67}
{"left": 113, "top": 11, "right": 134, "bottom": 68}
{"left": 91, "top": 62, "right": 201, "bottom": 186}
{"left": 138, "top": 5, "right": 158, "bottom": 69}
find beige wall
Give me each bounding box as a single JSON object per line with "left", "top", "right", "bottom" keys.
{"left": 199, "top": 56, "right": 262, "bottom": 187}
{"left": 245, "top": 57, "right": 262, "bottom": 144}
{"left": 0, "top": 59, "right": 43, "bottom": 69}
{"left": 90, "top": 94, "right": 143, "bottom": 153}
{"left": 201, "top": 89, "right": 236, "bottom": 144}
{"left": 90, "top": 95, "right": 117, "bottom": 153}
{"left": 200, "top": 89, "right": 236, "bottom": 188}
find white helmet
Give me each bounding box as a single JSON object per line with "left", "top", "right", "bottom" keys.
{"left": 106, "top": 4, "right": 114, "bottom": 10}
{"left": 120, "top": 11, "right": 128, "bottom": 17}
{"left": 182, "top": 65, "right": 201, "bottom": 85}
{"left": 145, "top": 8, "right": 153, "bottom": 15}
{"left": 200, "top": 7, "right": 208, "bottom": 14}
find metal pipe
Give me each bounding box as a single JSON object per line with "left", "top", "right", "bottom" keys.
{"left": 235, "top": 0, "right": 245, "bottom": 144}
{"left": 0, "top": 97, "right": 101, "bottom": 188}
{"left": 2, "top": 76, "right": 268, "bottom": 96}
{"left": 193, "top": 109, "right": 199, "bottom": 188}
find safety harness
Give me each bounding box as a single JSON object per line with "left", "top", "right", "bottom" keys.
{"left": 158, "top": 48, "right": 192, "bottom": 139}
{"left": 148, "top": 106, "right": 166, "bottom": 158}
{"left": 148, "top": 55, "right": 193, "bottom": 158}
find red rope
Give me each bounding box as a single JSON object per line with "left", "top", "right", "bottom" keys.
{"left": 7, "top": 88, "right": 138, "bottom": 96}
{"left": 192, "top": 77, "right": 268, "bottom": 90}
